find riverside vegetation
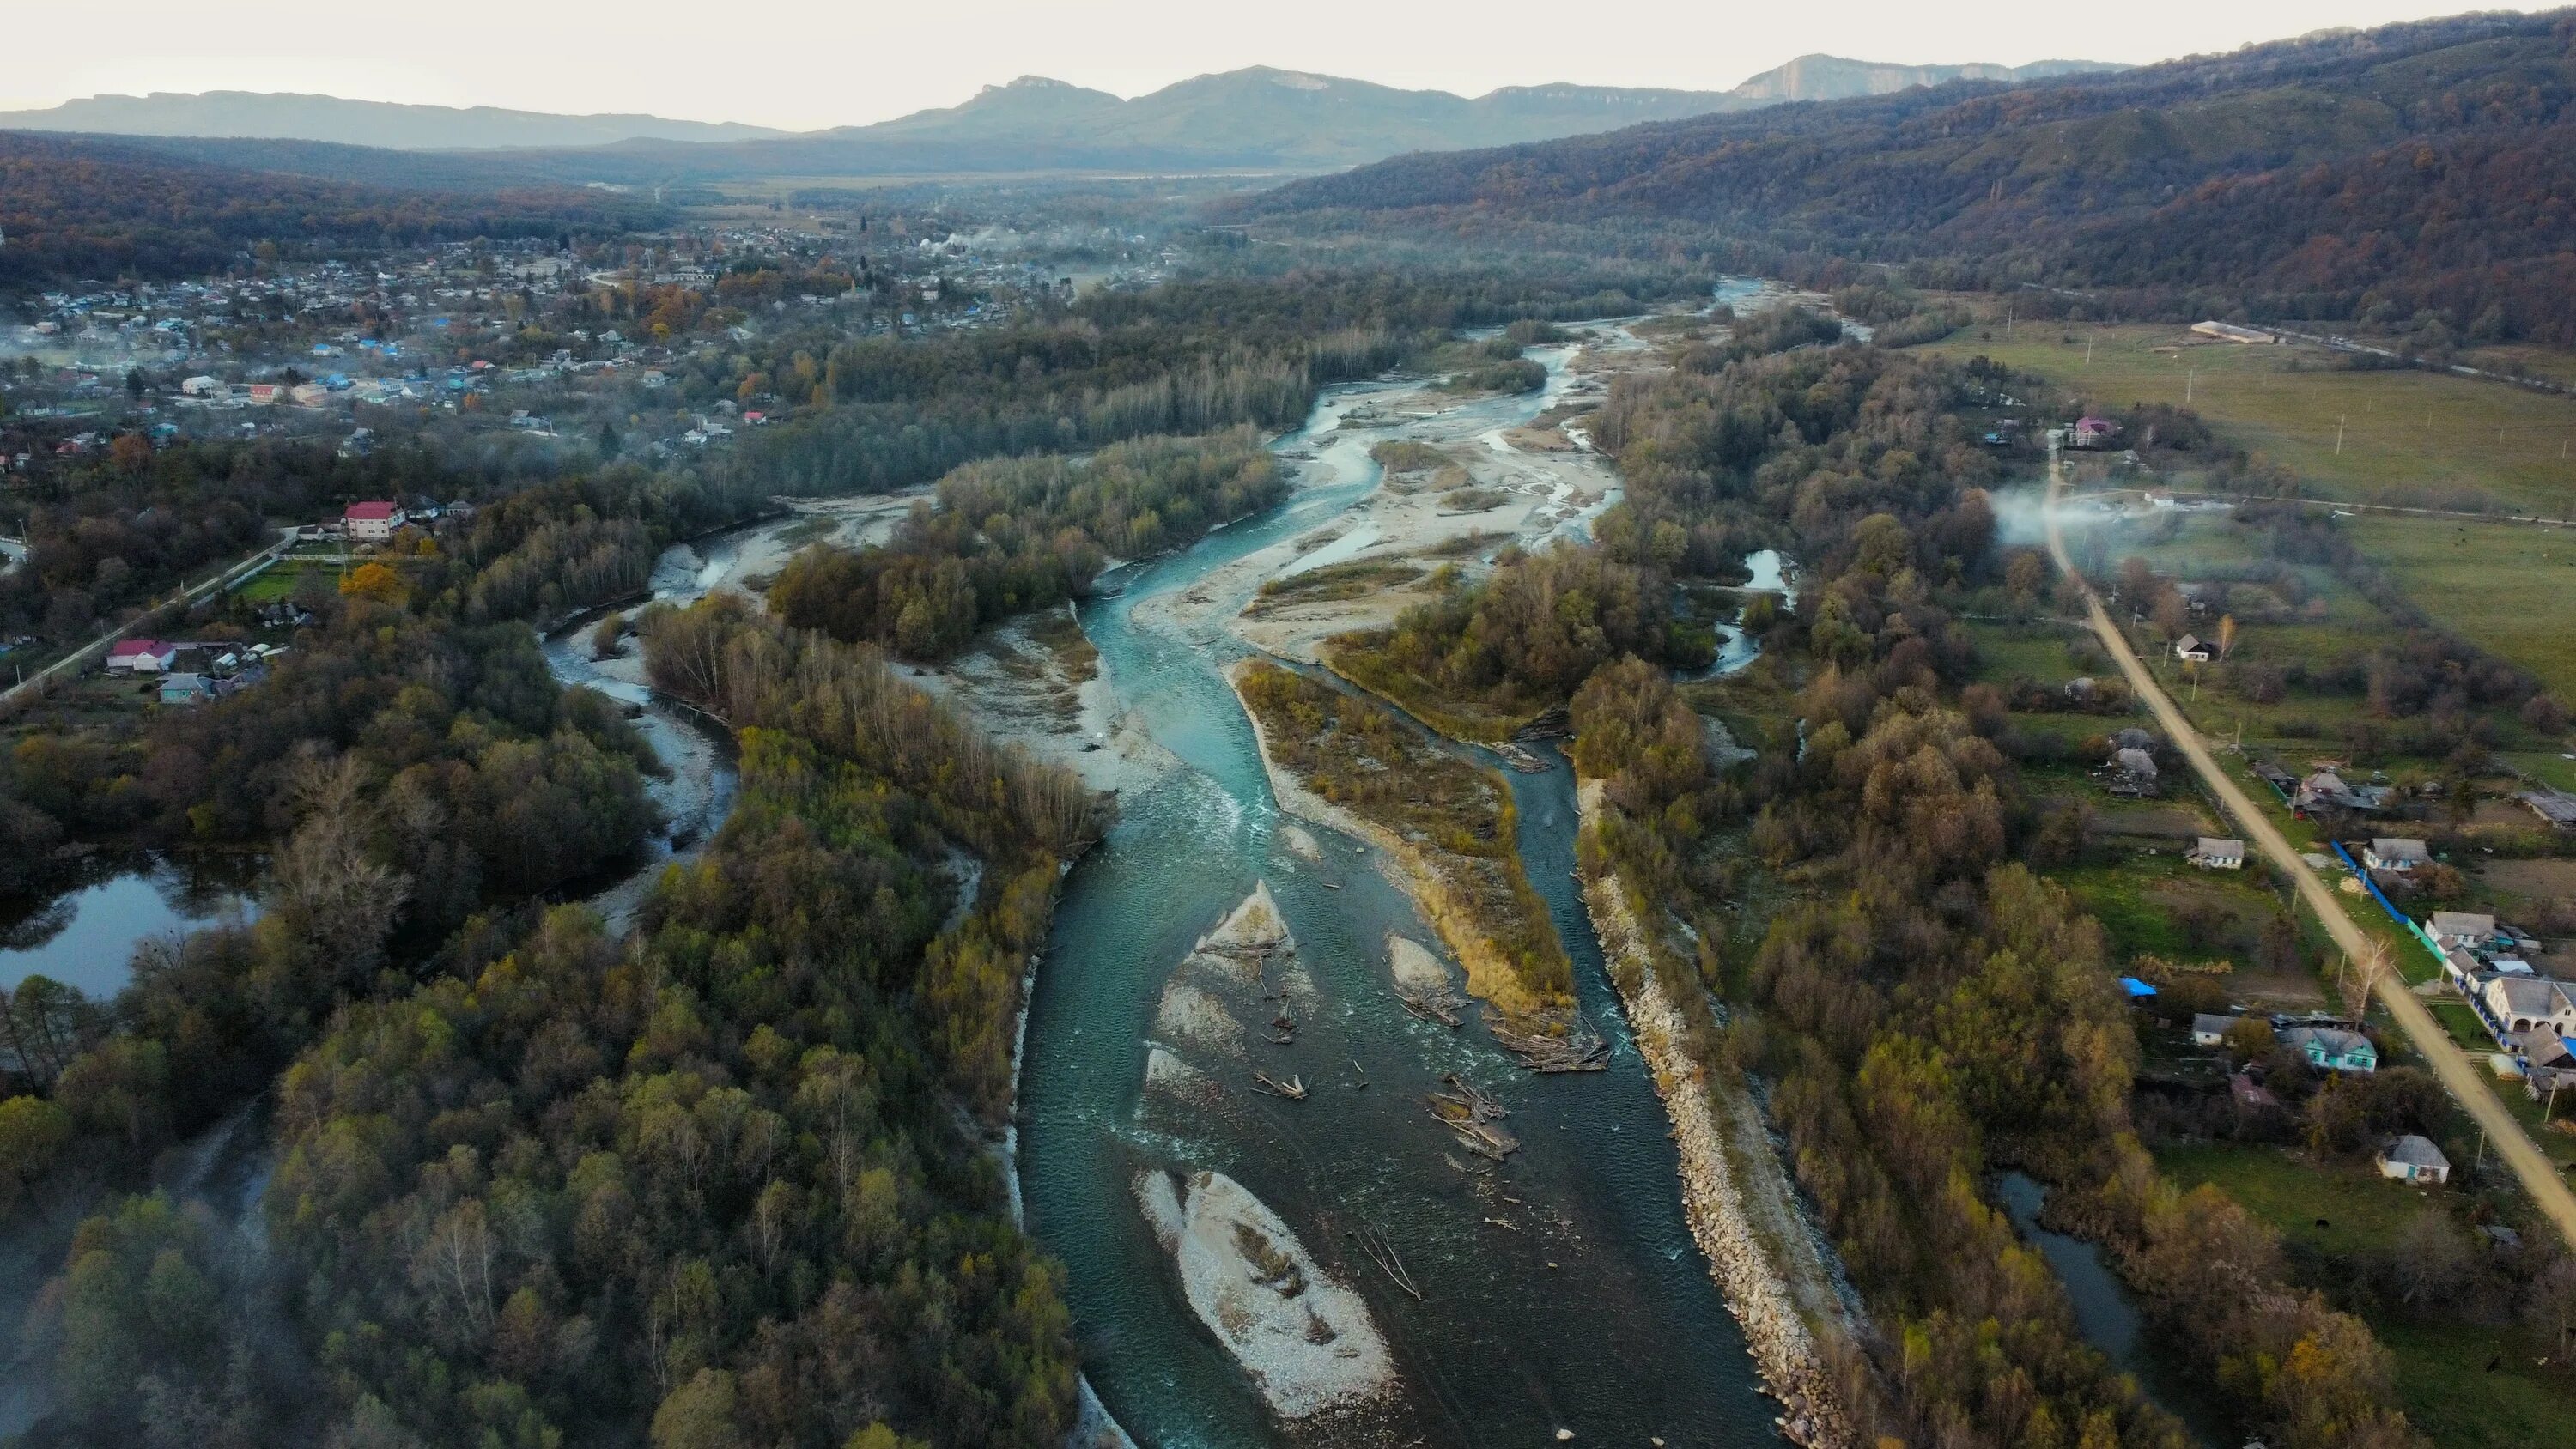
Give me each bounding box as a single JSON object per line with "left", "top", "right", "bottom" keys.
{"left": 1316, "top": 316, "right": 2445, "bottom": 1447}
{"left": 1233, "top": 660, "right": 1572, "bottom": 1024}
{"left": 1, "top": 258, "right": 1710, "bottom": 1446}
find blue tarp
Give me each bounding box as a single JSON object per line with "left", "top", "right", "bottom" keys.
{"left": 2119, "top": 977, "right": 2157, "bottom": 998}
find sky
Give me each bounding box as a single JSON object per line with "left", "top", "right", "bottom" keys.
{"left": 0, "top": 1, "right": 2548, "bottom": 130}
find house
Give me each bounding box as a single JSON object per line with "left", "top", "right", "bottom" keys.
{"left": 105, "top": 639, "right": 178, "bottom": 674}
{"left": 2228, "top": 1072, "right": 2282, "bottom": 1113}
{"left": 2516, "top": 1029, "right": 2576, "bottom": 1095}
{"left": 2428, "top": 911, "right": 2498, "bottom": 948}
{"left": 179, "top": 375, "right": 221, "bottom": 397}
{"left": 2364, "top": 838, "right": 2432, "bottom": 873}
{"left": 2073, "top": 416, "right": 2121, "bottom": 449}
{"left": 2189, "top": 837, "right": 2245, "bottom": 870}
{"left": 2281, "top": 1025, "right": 2378, "bottom": 1073}
{"left": 158, "top": 672, "right": 211, "bottom": 705}
{"left": 2295, "top": 770, "right": 2395, "bottom": 815}
{"left": 2438, "top": 943, "right": 2488, "bottom": 993}
{"left": 343, "top": 500, "right": 406, "bottom": 543}
{"left": 2192, "top": 1013, "right": 2239, "bottom": 1048}
{"left": 2482, "top": 975, "right": 2576, "bottom": 1037}
{"left": 2515, "top": 789, "right": 2576, "bottom": 831}
{"left": 2376, "top": 1134, "right": 2451, "bottom": 1185}
{"left": 2172, "top": 634, "right": 2213, "bottom": 664}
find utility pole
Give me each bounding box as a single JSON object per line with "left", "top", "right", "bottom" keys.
{"left": 2185, "top": 367, "right": 2195, "bottom": 405}
{"left": 2336, "top": 415, "right": 2347, "bottom": 456}
{"left": 2086, "top": 338, "right": 2094, "bottom": 367}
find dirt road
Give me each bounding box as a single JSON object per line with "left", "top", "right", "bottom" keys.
{"left": 2043, "top": 458, "right": 2576, "bottom": 1248}
{"left": 0, "top": 530, "right": 295, "bottom": 713}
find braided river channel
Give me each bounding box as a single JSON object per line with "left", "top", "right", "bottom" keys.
{"left": 1016, "top": 341, "right": 1789, "bottom": 1447}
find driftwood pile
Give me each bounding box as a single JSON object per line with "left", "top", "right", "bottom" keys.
{"left": 1492, "top": 1012, "right": 1609, "bottom": 1073}
{"left": 1426, "top": 1073, "right": 1520, "bottom": 1161}
{"left": 1395, "top": 984, "right": 1463, "bottom": 1028}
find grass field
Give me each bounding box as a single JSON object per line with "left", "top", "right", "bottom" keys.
{"left": 2346, "top": 513, "right": 2576, "bottom": 705}
{"left": 2154, "top": 1141, "right": 2437, "bottom": 1260}
{"left": 1920, "top": 324, "right": 2576, "bottom": 515}
{"left": 2373, "top": 1320, "right": 2576, "bottom": 1449}
{"left": 2154, "top": 1141, "right": 2576, "bottom": 1446}
{"left": 234, "top": 560, "right": 322, "bottom": 603}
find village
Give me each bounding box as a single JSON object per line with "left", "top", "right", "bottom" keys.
{"left": 0, "top": 205, "right": 1145, "bottom": 479}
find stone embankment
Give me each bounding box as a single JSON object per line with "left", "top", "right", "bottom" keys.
{"left": 1576, "top": 780, "right": 1856, "bottom": 1449}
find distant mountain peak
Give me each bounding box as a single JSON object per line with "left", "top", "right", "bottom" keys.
{"left": 1728, "top": 52, "right": 2127, "bottom": 103}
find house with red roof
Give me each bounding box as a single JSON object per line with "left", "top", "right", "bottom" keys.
{"left": 105, "top": 640, "right": 178, "bottom": 674}
{"left": 343, "top": 500, "right": 407, "bottom": 543}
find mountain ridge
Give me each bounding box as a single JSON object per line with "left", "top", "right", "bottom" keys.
{"left": 1240, "top": 9, "right": 2576, "bottom": 344}
{"left": 0, "top": 90, "right": 786, "bottom": 149}
{"left": 0, "top": 54, "right": 2127, "bottom": 172}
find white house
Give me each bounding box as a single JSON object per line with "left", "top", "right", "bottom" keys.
{"left": 2376, "top": 1135, "right": 2451, "bottom": 1185}
{"left": 2172, "top": 634, "right": 2213, "bottom": 664}
{"left": 2364, "top": 838, "right": 2432, "bottom": 873}
{"left": 2191, "top": 1013, "right": 2239, "bottom": 1048}
{"left": 343, "top": 500, "right": 405, "bottom": 543}
{"left": 104, "top": 639, "right": 178, "bottom": 674}
{"left": 2189, "top": 837, "right": 2245, "bottom": 870}
{"left": 2429, "top": 911, "right": 2497, "bottom": 947}
{"left": 2483, "top": 975, "right": 2576, "bottom": 1037}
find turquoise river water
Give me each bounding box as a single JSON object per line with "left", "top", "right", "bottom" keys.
{"left": 1018, "top": 354, "right": 1786, "bottom": 1446}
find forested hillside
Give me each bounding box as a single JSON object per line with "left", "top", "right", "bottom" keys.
{"left": 0, "top": 132, "right": 660, "bottom": 283}
{"left": 1244, "top": 10, "right": 2576, "bottom": 343}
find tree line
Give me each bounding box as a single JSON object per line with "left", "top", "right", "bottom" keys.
{"left": 770, "top": 430, "right": 1280, "bottom": 660}
{"left": 1336, "top": 322, "right": 2428, "bottom": 1445}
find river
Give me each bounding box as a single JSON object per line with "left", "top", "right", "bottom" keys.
{"left": 1018, "top": 346, "right": 1786, "bottom": 1446}
{"left": 1996, "top": 1172, "right": 2225, "bottom": 1445}
{"left": 533, "top": 526, "right": 775, "bottom": 931}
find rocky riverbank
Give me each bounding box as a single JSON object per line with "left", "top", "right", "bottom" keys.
{"left": 1574, "top": 779, "right": 1857, "bottom": 1449}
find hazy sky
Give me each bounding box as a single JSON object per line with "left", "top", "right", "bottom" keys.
{"left": 2, "top": 1, "right": 2543, "bottom": 130}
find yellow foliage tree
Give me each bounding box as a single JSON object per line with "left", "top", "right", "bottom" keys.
{"left": 339, "top": 562, "right": 406, "bottom": 605}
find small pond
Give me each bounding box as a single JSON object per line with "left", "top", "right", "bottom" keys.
{"left": 0, "top": 853, "right": 264, "bottom": 998}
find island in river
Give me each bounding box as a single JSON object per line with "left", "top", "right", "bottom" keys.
{"left": 1007, "top": 317, "right": 1855, "bottom": 1446}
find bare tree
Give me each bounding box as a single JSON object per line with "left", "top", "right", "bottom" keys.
{"left": 2340, "top": 940, "right": 2391, "bottom": 1028}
